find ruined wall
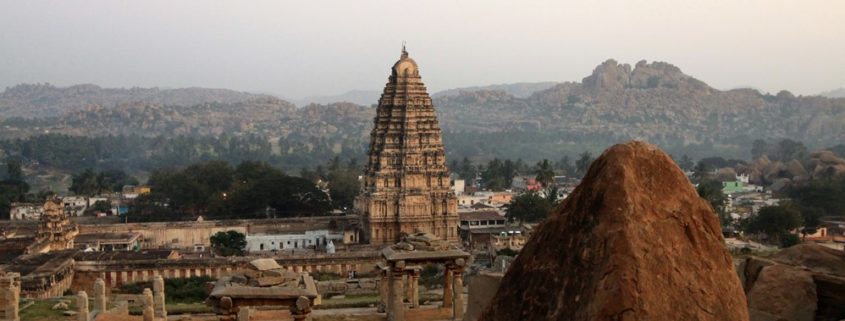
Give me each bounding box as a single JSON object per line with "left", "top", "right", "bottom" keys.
{"left": 78, "top": 221, "right": 247, "bottom": 249}
{"left": 77, "top": 216, "right": 356, "bottom": 250}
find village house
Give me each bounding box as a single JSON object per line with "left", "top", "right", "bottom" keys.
{"left": 458, "top": 194, "right": 488, "bottom": 207}
{"left": 245, "top": 229, "right": 346, "bottom": 252}
{"left": 10, "top": 202, "right": 44, "bottom": 220}
{"left": 510, "top": 176, "right": 542, "bottom": 192}
{"left": 458, "top": 211, "right": 515, "bottom": 250}
{"left": 75, "top": 232, "right": 142, "bottom": 252}
{"left": 62, "top": 196, "right": 88, "bottom": 216}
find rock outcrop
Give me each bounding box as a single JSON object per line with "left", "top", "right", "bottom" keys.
{"left": 480, "top": 141, "right": 748, "bottom": 321}
{"left": 739, "top": 243, "right": 845, "bottom": 321}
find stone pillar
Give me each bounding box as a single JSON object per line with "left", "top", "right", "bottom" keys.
{"left": 289, "top": 296, "right": 311, "bottom": 321}
{"left": 93, "top": 278, "right": 107, "bottom": 313}
{"left": 387, "top": 261, "right": 406, "bottom": 321}
{"left": 410, "top": 269, "right": 420, "bottom": 309}
{"left": 404, "top": 274, "right": 412, "bottom": 303}
{"left": 378, "top": 269, "right": 389, "bottom": 313}
{"left": 237, "top": 307, "right": 251, "bottom": 321}
{"left": 142, "top": 288, "right": 154, "bottom": 321}
{"left": 442, "top": 269, "right": 453, "bottom": 308}
{"left": 0, "top": 273, "right": 21, "bottom": 321}
{"left": 153, "top": 276, "right": 167, "bottom": 320}
{"left": 76, "top": 291, "right": 89, "bottom": 321}
{"left": 452, "top": 270, "right": 464, "bottom": 321}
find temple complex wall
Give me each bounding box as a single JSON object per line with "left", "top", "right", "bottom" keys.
{"left": 77, "top": 216, "right": 356, "bottom": 249}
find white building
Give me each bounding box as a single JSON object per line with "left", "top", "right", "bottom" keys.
{"left": 246, "top": 230, "right": 344, "bottom": 252}
{"left": 10, "top": 202, "right": 44, "bottom": 220}
{"left": 458, "top": 194, "right": 488, "bottom": 207}
{"left": 62, "top": 196, "right": 88, "bottom": 216}
{"left": 452, "top": 179, "right": 465, "bottom": 196}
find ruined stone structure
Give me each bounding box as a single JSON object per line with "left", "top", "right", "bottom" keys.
{"left": 207, "top": 259, "right": 318, "bottom": 321}
{"left": 76, "top": 291, "right": 89, "bottom": 321}
{"left": 356, "top": 47, "right": 459, "bottom": 245}
{"left": 0, "top": 273, "right": 20, "bottom": 321}
{"left": 27, "top": 199, "right": 78, "bottom": 253}
{"left": 379, "top": 233, "right": 470, "bottom": 321}
{"left": 70, "top": 249, "right": 380, "bottom": 292}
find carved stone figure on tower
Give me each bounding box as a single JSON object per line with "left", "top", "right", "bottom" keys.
{"left": 355, "top": 47, "right": 459, "bottom": 245}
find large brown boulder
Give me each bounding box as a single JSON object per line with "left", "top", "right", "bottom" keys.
{"left": 746, "top": 264, "right": 817, "bottom": 321}
{"left": 480, "top": 141, "right": 748, "bottom": 321}
{"left": 740, "top": 243, "right": 845, "bottom": 321}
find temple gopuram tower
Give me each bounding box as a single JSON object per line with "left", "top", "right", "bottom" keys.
{"left": 355, "top": 47, "right": 459, "bottom": 245}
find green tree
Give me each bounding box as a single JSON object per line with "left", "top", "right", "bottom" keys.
{"left": 534, "top": 159, "right": 554, "bottom": 187}
{"left": 327, "top": 166, "right": 360, "bottom": 210}
{"left": 210, "top": 230, "right": 246, "bottom": 257}
{"left": 505, "top": 191, "right": 554, "bottom": 223}
{"left": 742, "top": 205, "right": 803, "bottom": 245}
{"left": 5, "top": 159, "right": 23, "bottom": 182}
{"left": 86, "top": 200, "right": 112, "bottom": 215}
{"left": 678, "top": 154, "right": 694, "bottom": 171}
{"left": 556, "top": 156, "right": 574, "bottom": 176}
{"left": 575, "top": 151, "right": 594, "bottom": 177}
{"left": 482, "top": 158, "right": 507, "bottom": 191}
{"left": 697, "top": 179, "right": 729, "bottom": 226}
{"left": 459, "top": 157, "right": 476, "bottom": 184}
{"left": 692, "top": 161, "right": 711, "bottom": 182}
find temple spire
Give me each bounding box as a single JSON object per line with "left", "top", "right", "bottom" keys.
{"left": 356, "top": 48, "right": 458, "bottom": 245}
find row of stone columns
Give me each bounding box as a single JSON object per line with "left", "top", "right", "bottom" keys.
{"left": 103, "top": 267, "right": 233, "bottom": 287}
{"left": 99, "top": 263, "right": 361, "bottom": 287}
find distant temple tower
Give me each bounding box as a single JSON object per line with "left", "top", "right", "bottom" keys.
{"left": 355, "top": 47, "right": 459, "bottom": 245}
{"left": 29, "top": 199, "right": 79, "bottom": 253}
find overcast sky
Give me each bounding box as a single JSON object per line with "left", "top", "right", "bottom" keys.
{"left": 1, "top": 0, "right": 843, "bottom": 98}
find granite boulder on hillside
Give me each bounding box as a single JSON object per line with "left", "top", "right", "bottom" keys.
{"left": 480, "top": 141, "right": 749, "bottom": 321}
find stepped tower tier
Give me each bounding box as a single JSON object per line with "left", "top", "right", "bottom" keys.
{"left": 355, "top": 47, "right": 459, "bottom": 245}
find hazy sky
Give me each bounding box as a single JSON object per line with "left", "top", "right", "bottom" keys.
{"left": 1, "top": 0, "right": 843, "bottom": 98}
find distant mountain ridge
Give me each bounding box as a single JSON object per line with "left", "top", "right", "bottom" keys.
{"left": 294, "top": 90, "right": 381, "bottom": 107}
{"left": 432, "top": 82, "right": 559, "bottom": 99}
{"left": 820, "top": 88, "right": 845, "bottom": 98}
{"left": 0, "top": 83, "right": 269, "bottom": 118}
{"left": 1, "top": 60, "right": 844, "bottom": 164}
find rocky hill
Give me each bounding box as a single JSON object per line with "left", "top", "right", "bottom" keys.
{"left": 432, "top": 81, "right": 558, "bottom": 99}
{"left": 1, "top": 60, "right": 844, "bottom": 163}
{"left": 480, "top": 141, "right": 748, "bottom": 321}
{"left": 0, "top": 83, "right": 268, "bottom": 118}
{"left": 436, "top": 59, "right": 845, "bottom": 160}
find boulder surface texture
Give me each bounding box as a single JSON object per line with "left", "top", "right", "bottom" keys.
{"left": 480, "top": 141, "right": 749, "bottom": 321}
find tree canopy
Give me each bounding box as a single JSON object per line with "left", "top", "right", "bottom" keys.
{"left": 210, "top": 230, "right": 246, "bottom": 257}
{"left": 130, "top": 160, "right": 331, "bottom": 222}
{"left": 505, "top": 191, "right": 556, "bottom": 223}
{"left": 742, "top": 205, "right": 803, "bottom": 245}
